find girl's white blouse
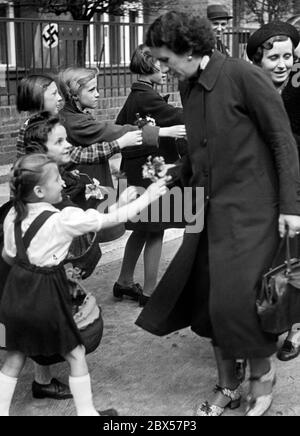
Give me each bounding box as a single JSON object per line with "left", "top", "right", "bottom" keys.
{"left": 4, "top": 203, "right": 104, "bottom": 267}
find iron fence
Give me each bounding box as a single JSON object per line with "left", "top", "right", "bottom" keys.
{"left": 0, "top": 17, "right": 253, "bottom": 106}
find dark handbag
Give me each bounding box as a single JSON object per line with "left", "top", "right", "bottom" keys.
{"left": 257, "top": 233, "right": 300, "bottom": 335}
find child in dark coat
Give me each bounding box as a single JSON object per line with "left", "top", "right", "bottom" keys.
{"left": 58, "top": 66, "right": 186, "bottom": 244}
{"left": 114, "top": 44, "right": 187, "bottom": 305}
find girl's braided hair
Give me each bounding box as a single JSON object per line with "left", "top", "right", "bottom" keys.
{"left": 10, "top": 154, "right": 55, "bottom": 224}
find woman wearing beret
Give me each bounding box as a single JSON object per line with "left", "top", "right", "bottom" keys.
{"left": 136, "top": 11, "right": 300, "bottom": 416}
{"left": 247, "top": 22, "right": 300, "bottom": 364}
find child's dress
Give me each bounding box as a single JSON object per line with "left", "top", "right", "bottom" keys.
{"left": 0, "top": 203, "right": 103, "bottom": 359}
{"left": 116, "top": 82, "right": 186, "bottom": 232}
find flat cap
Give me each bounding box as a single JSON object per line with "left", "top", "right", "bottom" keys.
{"left": 247, "top": 21, "right": 300, "bottom": 61}
{"left": 207, "top": 4, "right": 233, "bottom": 21}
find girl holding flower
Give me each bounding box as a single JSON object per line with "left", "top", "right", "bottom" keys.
{"left": 114, "top": 44, "right": 186, "bottom": 306}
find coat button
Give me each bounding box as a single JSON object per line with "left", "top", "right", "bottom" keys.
{"left": 203, "top": 139, "right": 208, "bottom": 147}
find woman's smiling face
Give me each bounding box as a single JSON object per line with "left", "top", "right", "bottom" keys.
{"left": 260, "top": 38, "right": 294, "bottom": 86}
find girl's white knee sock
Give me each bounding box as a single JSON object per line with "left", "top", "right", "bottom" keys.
{"left": 0, "top": 371, "right": 18, "bottom": 416}
{"left": 69, "top": 374, "right": 99, "bottom": 416}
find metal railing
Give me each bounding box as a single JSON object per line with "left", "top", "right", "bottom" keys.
{"left": 0, "top": 17, "right": 253, "bottom": 106}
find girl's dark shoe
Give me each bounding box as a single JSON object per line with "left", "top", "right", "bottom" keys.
{"left": 113, "top": 283, "right": 143, "bottom": 302}
{"left": 196, "top": 385, "right": 241, "bottom": 416}
{"left": 139, "top": 294, "right": 150, "bottom": 307}
{"left": 98, "top": 409, "right": 118, "bottom": 416}
{"left": 32, "top": 378, "right": 72, "bottom": 400}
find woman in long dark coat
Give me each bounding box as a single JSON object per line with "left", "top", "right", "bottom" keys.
{"left": 114, "top": 44, "right": 187, "bottom": 306}
{"left": 246, "top": 22, "right": 300, "bottom": 363}
{"left": 136, "top": 12, "right": 300, "bottom": 416}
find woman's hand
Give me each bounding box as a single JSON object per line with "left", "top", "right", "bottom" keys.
{"left": 279, "top": 214, "right": 300, "bottom": 238}
{"left": 146, "top": 178, "right": 168, "bottom": 202}
{"left": 118, "top": 186, "right": 138, "bottom": 207}
{"left": 159, "top": 125, "right": 186, "bottom": 138}
{"left": 117, "top": 131, "right": 143, "bottom": 149}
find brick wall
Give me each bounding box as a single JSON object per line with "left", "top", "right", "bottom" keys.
{"left": 0, "top": 92, "right": 182, "bottom": 170}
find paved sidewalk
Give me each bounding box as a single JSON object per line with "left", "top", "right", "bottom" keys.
{"left": 0, "top": 234, "right": 300, "bottom": 416}
{"left": 0, "top": 158, "right": 299, "bottom": 417}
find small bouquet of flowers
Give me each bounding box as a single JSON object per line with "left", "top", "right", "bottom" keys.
{"left": 81, "top": 174, "right": 104, "bottom": 201}
{"left": 135, "top": 113, "right": 156, "bottom": 129}
{"left": 142, "top": 156, "right": 167, "bottom": 182}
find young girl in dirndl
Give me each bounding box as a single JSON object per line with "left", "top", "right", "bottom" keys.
{"left": 0, "top": 154, "right": 167, "bottom": 416}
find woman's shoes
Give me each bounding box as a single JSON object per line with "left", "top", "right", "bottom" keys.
{"left": 196, "top": 385, "right": 241, "bottom": 417}
{"left": 139, "top": 294, "right": 150, "bottom": 307}
{"left": 245, "top": 361, "right": 276, "bottom": 417}
{"left": 277, "top": 339, "right": 300, "bottom": 362}
{"left": 113, "top": 283, "right": 143, "bottom": 302}
{"left": 98, "top": 408, "right": 118, "bottom": 416}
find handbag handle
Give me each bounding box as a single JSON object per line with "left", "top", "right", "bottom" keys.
{"left": 271, "top": 227, "right": 292, "bottom": 274}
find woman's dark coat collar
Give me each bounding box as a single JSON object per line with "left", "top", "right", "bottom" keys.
{"left": 197, "top": 50, "right": 227, "bottom": 91}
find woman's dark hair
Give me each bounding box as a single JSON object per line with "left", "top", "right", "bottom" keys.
{"left": 24, "top": 112, "right": 61, "bottom": 154}
{"left": 130, "top": 44, "right": 160, "bottom": 75}
{"left": 146, "top": 11, "right": 216, "bottom": 56}
{"left": 17, "top": 74, "right": 56, "bottom": 113}
{"left": 252, "top": 35, "right": 294, "bottom": 65}
{"left": 10, "top": 154, "right": 55, "bottom": 224}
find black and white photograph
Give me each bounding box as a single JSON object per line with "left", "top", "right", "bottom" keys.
{"left": 1, "top": 0, "right": 300, "bottom": 419}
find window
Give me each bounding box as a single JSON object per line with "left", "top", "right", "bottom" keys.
{"left": 0, "top": 2, "right": 16, "bottom": 67}
{"left": 0, "top": 4, "right": 8, "bottom": 64}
